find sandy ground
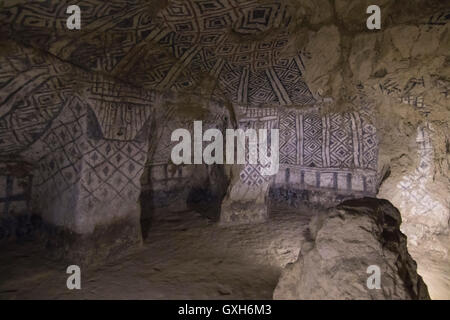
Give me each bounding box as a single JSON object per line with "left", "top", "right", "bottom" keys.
{"left": 0, "top": 207, "right": 448, "bottom": 300}
{"left": 0, "top": 207, "right": 311, "bottom": 300}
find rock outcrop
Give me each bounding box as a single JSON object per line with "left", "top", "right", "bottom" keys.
{"left": 274, "top": 198, "right": 430, "bottom": 300}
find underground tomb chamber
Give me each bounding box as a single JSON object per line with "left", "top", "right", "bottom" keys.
{"left": 0, "top": 0, "right": 449, "bottom": 300}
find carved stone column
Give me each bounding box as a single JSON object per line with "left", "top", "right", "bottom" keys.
{"left": 220, "top": 107, "right": 278, "bottom": 225}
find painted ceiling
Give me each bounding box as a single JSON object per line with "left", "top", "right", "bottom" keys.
{"left": 1, "top": 0, "right": 315, "bottom": 107}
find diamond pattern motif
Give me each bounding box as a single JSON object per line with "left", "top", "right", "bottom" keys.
{"left": 3, "top": 0, "right": 315, "bottom": 107}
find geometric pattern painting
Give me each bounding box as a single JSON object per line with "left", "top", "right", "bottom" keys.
{"left": 237, "top": 107, "right": 378, "bottom": 195}
{"left": 81, "top": 73, "right": 155, "bottom": 141}
{"left": 0, "top": 1, "right": 379, "bottom": 211}
{"left": 361, "top": 116, "right": 378, "bottom": 171}
{"left": 237, "top": 107, "right": 279, "bottom": 186}
{"left": 79, "top": 138, "right": 147, "bottom": 218}
{"left": 396, "top": 123, "right": 448, "bottom": 244}
{"left": 31, "top": 97, "right": 86, "bottom": 208}
{"left": 0, "top": 46, "right": 74, "bottom": 156}
{"left": 329, "top": 113, "right": 354, "bottom": 168}
{"left": 2, "top": 0, "right": 315, "bottom": 107}
{"left": 302, "top": 113, "right": 324, "bottom": 167}
{"left": 0, "top": 40, "right": 155, "bottom": 161}
{"left": 279, "top": 110, "right": 297, "bottom": 165}
{"left": 277, "top": 110, "right": 378, "bottom": 171}
{"left": 27, "top": 97, "right": 149, "bottom": 229}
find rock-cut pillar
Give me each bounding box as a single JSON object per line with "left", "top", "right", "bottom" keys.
{"left": 29, "top": 99, "right": 150, "bottom": 264}
{"left": 219, "top": 107, "right": 278, "bottom": 225}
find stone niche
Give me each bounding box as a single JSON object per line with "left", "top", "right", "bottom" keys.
{"left": 140, "top": 101, "right": 231, "bottom": 236}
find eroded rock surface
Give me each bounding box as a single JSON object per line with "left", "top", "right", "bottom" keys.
{"left": 274, "top": 198, "right": 430, "bottom": 300}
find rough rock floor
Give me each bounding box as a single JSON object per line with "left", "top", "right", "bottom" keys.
{"left": 0, "top": 207, "right": 448, "bottom": 300}
{"left": 0, "top": 207, "right": 311, "bottom": 299}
